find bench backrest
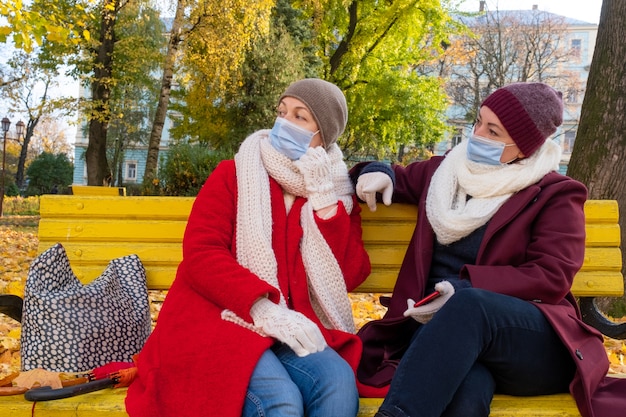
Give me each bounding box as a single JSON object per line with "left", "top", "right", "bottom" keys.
{"left": 37, "top": 195, "right": 623, "bottom": 297}
{"left": 69, "top": 185, "right": 127, "bottom": 196}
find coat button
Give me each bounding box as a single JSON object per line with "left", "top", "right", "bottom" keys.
{"left": 575, "top": 349, "right": 584, "bottom": 360}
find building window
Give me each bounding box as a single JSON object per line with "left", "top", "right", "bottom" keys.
{"left": 125, "top": 161, "right": 138, "bottom": 182}
{"left": 563, "top": 130, "right": 576, "bottom": 154}
{"left": 566, "top": 88, "right": 578, "bottom": 104}
{"left": 570, "top": 39, "right": 582, "bottom": 59}
{"left": 451, "top": 128, "right": 463, "bottom": 148}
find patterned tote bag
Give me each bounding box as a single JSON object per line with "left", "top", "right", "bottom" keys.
{"left": 20, "top": 243, "right": 151, "bottom": 372}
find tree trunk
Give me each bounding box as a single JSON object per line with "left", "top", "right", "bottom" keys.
{"left": 85, "top": 0, "right": 118, "bottom": 186}
{"left": 15, "top": 118, "right": 36, "bottom": 190}
{"left": 143, "top": 0, "right": 185, "bottom": 190}
{"left": 567, "top": 0, "right": 626, "bottom": 298}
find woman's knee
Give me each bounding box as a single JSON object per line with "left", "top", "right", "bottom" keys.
{"left": 444, "top": 288, "right": 524, "bottom": 321}
{"left": 244, "top": 380, "right": 303, "bottom": 417}
{"left": 244, "top": 348, "right": 304, "bottom": 417}
{"left": 303, "top": 350, "right": 359, "bottom": 416}
{"left": 440, "top": 288, "right": 490, "bottom": 319}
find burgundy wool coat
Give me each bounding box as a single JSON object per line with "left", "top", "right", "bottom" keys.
{"left": 353, "top": 156, "right": 626, "bottom": 417}
{"left": 125, "top": 160, "right": 371, "bottom": 417}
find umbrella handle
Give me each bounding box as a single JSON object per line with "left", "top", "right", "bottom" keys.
{"left": 24, "top": 378, "right": 115, "bottom": 401}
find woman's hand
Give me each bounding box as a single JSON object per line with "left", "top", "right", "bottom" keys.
{"left": 356, "top": 172, "right": 393, "bottom": 212}
{"left": 403, "top": 281, "right": 455, "bottom": 324}
{"left": 294, "top": 147, "right": 338, "bottom": 211}
{"left": 250, "top": 298, "right": 327, "bottom": 357}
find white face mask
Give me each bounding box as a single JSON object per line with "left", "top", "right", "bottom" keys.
{"left": 269, "top": 117, "right": 319, "bottom": 160}
{"left": 466, "top": 134, "right": 517, "bottom": 165}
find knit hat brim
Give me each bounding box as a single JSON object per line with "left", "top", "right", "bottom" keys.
{"left": 279, "top": 79, "right": 348, "bottom": 148}
{"left": 482, "top": 89, "right": 545, "bottom": 156}
{"left": 481, "top": 82, "right": 563, "bottom": 156}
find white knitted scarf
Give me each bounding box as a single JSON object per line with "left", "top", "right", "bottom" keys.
{"left": 426, "top": 139, "right": 562, "bottom": 245}
{"left": 230, "top": 130, "right": 356, "bottom": 333}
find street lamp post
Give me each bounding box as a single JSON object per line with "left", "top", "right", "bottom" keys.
{"left": 1, "top": 117, "right": 10, "bottom": 218}
{"left": 0, "top": 118, "right": 24, "bottom": 218}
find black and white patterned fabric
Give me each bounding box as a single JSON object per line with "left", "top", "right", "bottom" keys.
{"left": 20, "top": 243, "right": 151, "bottom": 372}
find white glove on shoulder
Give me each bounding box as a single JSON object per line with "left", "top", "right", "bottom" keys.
{"left": 294, "top": 147, "right": 338, "bottom": 211}
{"left": 403, "top": 281, "right": 455, "bottom": 324}
{"left": 356, "top": 172, "right": 393, "bottom": 212}
{"left": 250, "top": 298, "right": 327, "bottom": 357}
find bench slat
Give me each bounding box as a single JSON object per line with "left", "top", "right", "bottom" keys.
{"left": 354, "top": 270, "right": 624, "bottom": 296}
{"left": 0, "top": 389, "right": 583, "bottom": 417}
{"left": 38, "top": 219, "right": 187, "bottom": 243}
{"left": 358, "top": 394, "right": 582, "bottom": 416}
{"left": 582, "top": 199, "right": 619, "bottom": 223}
{"left": 39, "top": 196, "right": 193, "bottom": 220}
{"left": 38, "top": 221, "right": 619, "bottom": 250}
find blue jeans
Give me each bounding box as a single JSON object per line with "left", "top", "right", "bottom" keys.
{"left": 377, "top": 289, "right": 575, "bottom": 417}
{"left": 243, "top": 344, "right": 359, "bottom": 417}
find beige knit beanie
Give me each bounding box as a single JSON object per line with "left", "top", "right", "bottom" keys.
{"left": 279, "top": 79, "right": 348, "bottom": 148}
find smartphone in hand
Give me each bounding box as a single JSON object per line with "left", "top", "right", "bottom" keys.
{"left": 413, "top": 291, "right": 441, "bottom": 307}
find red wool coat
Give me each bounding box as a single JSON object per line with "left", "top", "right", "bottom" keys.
{"left": 125, "top": 160, "right": 370, "bottom": 417}
{"left": 354, "top": 156, "right": 626, "bottom": 417}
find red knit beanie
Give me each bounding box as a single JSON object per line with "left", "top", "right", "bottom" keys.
{"left": 481, "top": 82, "right": 563, "bottom": 156}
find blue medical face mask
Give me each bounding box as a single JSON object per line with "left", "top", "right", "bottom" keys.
{"left": 269, "top": 117, "right": 320, "bottom": 160}
{"left": 466, "top": 134, "right": 517, "bottom": 165}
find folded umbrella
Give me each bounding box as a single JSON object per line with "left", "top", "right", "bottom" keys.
{"left": 24, "top": 361, "right": 137, "bottom": 401}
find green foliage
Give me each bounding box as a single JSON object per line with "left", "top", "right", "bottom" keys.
{"left": 6, "top": 183, "right": 20, "bottom": 197}
{"left": 157, "top": 143, "right": 230, "bottom": 196}
{"left": 25, "top": 152, "right": 73, "bottom": 196}
{"left": 309, "top": 0, "right": 458, "bottom": 161}
{"left": 340, "top": 70, "right": 450, "bottom": 162}
{"left": 273, "top": 0, "right": 323, "bottom": 77}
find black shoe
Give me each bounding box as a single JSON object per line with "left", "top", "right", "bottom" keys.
{"left": 0, "top": 294, "right": 23, "bottom": 321}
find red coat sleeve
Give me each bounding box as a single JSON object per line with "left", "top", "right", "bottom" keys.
{"left": 178, "top": 160, "right": 280, "bottom": 321}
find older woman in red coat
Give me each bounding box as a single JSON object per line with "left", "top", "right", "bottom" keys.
{"left": 125, "top": 79, "right": 370, "bottom": 417}
{"left": 352, "top": 82, "right": 626, "bottom": 417}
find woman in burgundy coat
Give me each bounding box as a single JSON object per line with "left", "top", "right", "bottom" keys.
{"left": 351, "top": 82, "right": 626, "bottom": 417}
{"left": 125, "top": 79, "right": 370, "bottom": 417}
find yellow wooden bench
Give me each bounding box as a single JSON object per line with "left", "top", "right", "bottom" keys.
{"left": 0, "top": 195, "right": 624, "bottom": 417}
{"left": 69, "top": 185, "right": 127, "bottom": 196}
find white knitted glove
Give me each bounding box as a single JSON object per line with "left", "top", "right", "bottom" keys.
{"left": 250, "top": 298, "right": 327, "bottom": 357}
{"left": 294, "top": 147, "right": 338, "bottom": 211}
{"left": 356, "top": 172, "right": 393, "bottom": 212}
{"left": 403, "top": 281, "right": 455, "bottom": 324}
